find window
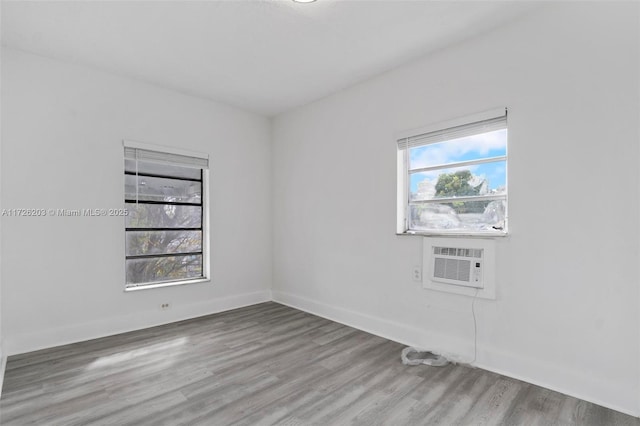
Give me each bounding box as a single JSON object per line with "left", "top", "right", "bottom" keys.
{"left": 397, "top": 108, "right": 508, "bottom": 236}
{"left": 124, "top": 141, "right": 209, "bottom": 290}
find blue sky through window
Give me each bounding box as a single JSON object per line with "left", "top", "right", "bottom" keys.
{"left": 409, "top": 129, "right": 507, "bottom": 169}
{"left": 409, "top": 129, "right": 507, "bottom": 194}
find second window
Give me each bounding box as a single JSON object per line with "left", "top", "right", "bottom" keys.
{"left": 124, "top": 142, "right": 209, "bottom": 289}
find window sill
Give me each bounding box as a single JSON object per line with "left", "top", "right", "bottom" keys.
{"left": 124, "top": 277, "right": 211, "bottom": 292}
{"left": 396, "top": 231, "right": 508, "bottom": 238}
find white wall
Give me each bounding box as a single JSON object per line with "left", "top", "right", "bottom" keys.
{"left": 2, "top": 1, "right": 639, "bottom": 417}
{"left": 1, "top": 48, "right": 272, "bottom": 355}
{"left": 0, "top": 4, "right": 5, "bottom": 387}
{"left": 0, "top": 44, "right": 4, "bottom": 394}
{"left": 273, "top": 3, "right": 640, "bottom": 416}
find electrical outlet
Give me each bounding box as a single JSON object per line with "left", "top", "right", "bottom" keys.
{"left": 412, "top": 266, "right": 422, "bottom": 282}
{"left": 160, "top": 303, "right": 170, "bottom": 310}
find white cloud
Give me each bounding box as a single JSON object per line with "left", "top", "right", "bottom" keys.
{"left": 410, "top": 129, "right": 506, "bottom": 170}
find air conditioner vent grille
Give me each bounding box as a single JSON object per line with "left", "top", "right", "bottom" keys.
{"left": 434, "top": 258, "right": 471, "bottom": 282}
{"left": 433, "top": 247, "right": 482, "bottom": 258}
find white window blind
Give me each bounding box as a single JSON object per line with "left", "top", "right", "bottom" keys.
{"left": 397, "top": 114, "right": 507, "bottom": 150}
{"left": 124, "top": 146, "right": 209, "bottom": 169}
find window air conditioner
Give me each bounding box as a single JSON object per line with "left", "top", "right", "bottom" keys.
{"left": 430, "top": 246, "right": 483, "bottom": 289}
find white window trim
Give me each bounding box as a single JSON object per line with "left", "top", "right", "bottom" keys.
{"left": 123, "top": 140, "right": 211, "bottom": 291}
{"left": 396, "top": 108, "right": 508, "bottom": 238}
{"left": 124, "top": 277, "right": 211, "bottom": 292}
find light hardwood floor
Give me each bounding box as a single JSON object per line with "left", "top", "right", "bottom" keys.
{"left": 1, "top": 302, "right": 638, "bottom": 425}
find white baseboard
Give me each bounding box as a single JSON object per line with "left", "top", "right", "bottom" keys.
{"left": 272, "top": 290, "right": 471, "bottom": 362}
{"left": 5, "top": 290, "right": 271, "bottom": 356}
{"left": 474, "top": 356, "right": 639, "bottom": 418}
{"left": 272, "top": 290, "right": 639, "bottom": 418}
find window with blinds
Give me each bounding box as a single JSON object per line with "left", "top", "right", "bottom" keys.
{"left": 397, "top": 109, "right": 508, "bottom": 236}
{"left": 124, "top": 141, "right": 209, "bottom": 289}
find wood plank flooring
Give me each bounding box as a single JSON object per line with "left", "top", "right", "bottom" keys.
{"left": 1, "top": 302, "right": 638, "bottom": 425}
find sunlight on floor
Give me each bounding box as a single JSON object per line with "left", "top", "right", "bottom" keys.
{"left": 85, "top": 336, "right": 189, "bottom": 370}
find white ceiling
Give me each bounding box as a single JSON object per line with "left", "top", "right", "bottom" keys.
{"left": 1, "top": 1, "right": 540, "bottom": 117}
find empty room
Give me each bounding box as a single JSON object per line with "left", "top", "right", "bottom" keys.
{"left": 0, "top": 0, "right": 639, "bottom": 425}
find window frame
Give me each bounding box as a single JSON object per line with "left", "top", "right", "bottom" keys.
{"left": 396, "top": 108, "right": 508, "bottom": 237}
{"left": 123, "top": 140, "right": 211, "bottom": 291}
